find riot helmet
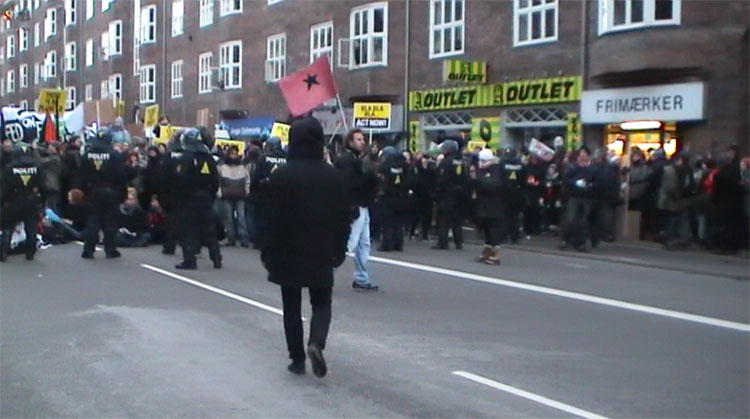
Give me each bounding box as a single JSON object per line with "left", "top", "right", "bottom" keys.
{"left": 439, "top": 139, "right": 459, "bottom": 155}
{"left": 266, "top": 136, "right": 283, "bottom": 153}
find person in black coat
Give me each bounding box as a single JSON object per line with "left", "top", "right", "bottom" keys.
{"left": 407, "top": 153, "right": 436, "bottom": 240}
{"left": 259, "top": 117, "right": 351, "bottom": 378}
{"left": 433, "top": 140, "right": 469, "bottom": 250}
{"left": 561, "top": 147, "right": 595, "bottom": 251}
{"left": 473, "top": 149, "right": 503, "bottom": 264}
{"left": 377, "top": 147, "right": 409, "bottom": 252}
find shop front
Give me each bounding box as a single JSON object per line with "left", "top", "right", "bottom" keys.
{"left": 581, "top": 82, "right": 706, "bottom": 158}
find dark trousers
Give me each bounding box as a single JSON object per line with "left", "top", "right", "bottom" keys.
{"left": 499, "top": 203, "right": 521, "bottom": 244}
{"left": 436, "top": 204, "right": 463, "bottom": 247}
{"left": 381, "top": 209, "right": 405, "bottom": 250}
{"left": 1, "top": 205, "right": 38, "bottom": 258}
{"left": 162, "top": 210, "right": 178, "bottom": 252}
{"left": 478, "top": 216, "right": 502, "bottom": 246}
{"left": 524, "top": 197, "right": 543, "bottom": 236}
{"left": 280, "top": 286, "right": 332, "bottom": 362}
{"left": 176, "top": 207, "right": 221, "bottom": 265}
{"left": 409, "top": 200, "right": 433, "bottom": 239}
{"left": 83, "top": 203, "right": 118, "bottom": 255}
{"left": 563, "top": 198, "right": 593, "bottom": 247}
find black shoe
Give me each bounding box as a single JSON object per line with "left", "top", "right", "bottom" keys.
{"left": 25, "top": 253, "right": 34, "bottom": 261}
{"left": 376, "top": 246, "right": 392, "bottom": 252}
{"left": 212, "top": 258, "right": 222, "bottom": 269}
{"left": 287, "top": 360, "right": 306, "bottom": 375}
{"left": 161, "top": 247, "right": 175, "bottom": 255}
{"left": 81, "top": 252, "right": 94, "bottom": 259}
{"left": 105, "top": 251, "right": 121, "bottom": 259}
{"left": 175, "top": 262, "right": 197, "bottom": 270}
{"left": 431, "top": 244, "right": 448, "bottom": 250}
{"left": 307, "top": 344, "right": 327, "bottom": 378}
{"left": 455, "top": 243, "right": 463, "bottom": 250}
{"left": 352, "top": 281, "right": 379, "bottom": 291}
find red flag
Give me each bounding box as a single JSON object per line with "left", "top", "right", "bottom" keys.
{"left": 278, "top": 56, "right": 338, "bottom": 117}
{"left": 42, "top": 113, "right": 56, "bottom": 143}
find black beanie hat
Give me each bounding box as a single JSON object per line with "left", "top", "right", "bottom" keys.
{"left": 288, "top": 117, "right": 325, "bottom": 161}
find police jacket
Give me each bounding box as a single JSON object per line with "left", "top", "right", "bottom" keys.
{"left": 408, "top": 161, "right": 436, "bottom": 201}
{"left": 1, "top": 156, "right": 44, "bottom": 206}
{"left": 171, "top": 147, "right": 219, "bottom": 210}
{"left": 474, "top": 163, "right": 504, "bottom": 218}
{"left": 334, "top": 148, "right": 378, "bottom": 208}
{"left": 80, "top": 139, "right": 126, "bottom": 197}
{"left": 251, "top": 150, "right": 287, "bottom": 202}
{"left": 435, "top": 152, "right": 469, "bottom": 206}
{"left": 498, "top": 157, "right": 525, "bottom": 205}
{"left": 378, "top": 155, "right": 409, "bottom": 211}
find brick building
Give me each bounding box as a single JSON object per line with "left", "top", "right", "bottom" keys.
{"left": 1, "top": 0, "right": 747, "bottom": 156}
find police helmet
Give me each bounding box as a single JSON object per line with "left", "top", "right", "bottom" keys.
{"left": 502, "top": 146, "right": 516, "bottom": 159}
{"left": 11, "top": 141, "right": 34, "bottom": 162}
{"left": 180, "top": 128, "right": 203, "bottom": 150}
{"left": 197, "top": 126, "right": 215, "bottom": 150}
{"left": 439, "top": 139, "right": 459, "bottom": 154}
{"left": 266, "top": 136, "right": 282, "bottom": 153}
{"left": 380, "top": 146, "right": 400, "bottom": 160}
{"left": 97, "top": 127, "right": 114, "bottom": 144}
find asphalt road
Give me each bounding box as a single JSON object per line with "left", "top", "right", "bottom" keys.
{"left": 1, "top": 239, "right": 748, "bottom": 418}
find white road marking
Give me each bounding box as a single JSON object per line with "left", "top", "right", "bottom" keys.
{"left": 566, "top": 263, "right": 590, "bottom": 269}
{"left": 367, "top": 255, "right": 750, "bottom": 333}
{"left": 141, "top": 264, "right": 285, "bottom": 317}
{"left": 453, "top": 371, "right": 608, "bottom": 419}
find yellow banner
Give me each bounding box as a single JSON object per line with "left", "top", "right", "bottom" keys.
{"left": 566, "top": 112, "right": 582, "bottom": 152}
{"left": 443, "top": 59, "right": 487, "bottom": 84}
{"left": 353, "top": 102, "right": 392, "bottom": 130}
{"left": 270, "top": 123, "right": 290, "bottom": 146}
{"left": 143, "top": 104, "right": 159, "bottom": 129}
{"left": 470, "top": 117, "right": 501, "bottom": 150}
{"left": 38, "top": 88, "right": 66, "bottom": 114}
{"left": 215, "top": 139, "right": 246, "bottom": 155}
{"left": 114, "top": 99, "right": 125, "bottom": 118}
{"left": 153, "top": 125, "right": 187, "bottom": 146}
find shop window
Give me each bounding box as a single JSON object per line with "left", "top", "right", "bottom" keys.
{"left": 599, "top": 0, "right": 680, "bottom": 34}
{"left": 605, "top": 122, "right": 678, "bottom": 157}
{"left": 350, "top": 2, "right": 388, "bottom": 68}
{"left": 429, "top": 0, "right": 464, "bottom": 58}
{"left": 514, "top": 0, "right": 558, "bottom": 46}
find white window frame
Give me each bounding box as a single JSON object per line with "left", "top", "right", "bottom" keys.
{"left": 19, "top": 99, "right": 29, "bottom": 110}
{"left": 101, "top": 30, "right": 109, "bottom": 61}
{"left": 513, "top": 0, "right": 558, "bottom": 46}
{"left": 66, "top": 86, "right": 76, "bottom": 110}
{"left": 598, "top": 0, "right": 681, "bottom": 34}
{"left": 34, "top": 22, "right": 40, "bottom": 47}
{"left": 34, "top": 0, "right": 40, "bottom": 11}
{"left": 85, "top": 38, "right": 93, "bottom": 66}
{"left": 200, "top": 0, "right": 214, "bottom": 27}
{"left": 141, "top": 5, "right": 156, "bottom": 43}
{"left": 171, "top": 60, "right": 183, "bottom": 98}
{"left": 7, "top": 70, "right": 15, "bottom": 93}
{"left": 65, "top": 41, "right": 76, "bottom": 71}
{"left": 0, "top": 47, "right": 3, "bottom": 64}
{"left": 34, "top": 62, "right": 39, "bottom": 85}
{"left": 45, "top": 8, "right": 57, "bottom": 40}
{"left": 109, "top": 20, "right": 122, "bottom": 55}
{"left": 45, "top": 50, "right": 56, "bottom": 78}
{"left": 139, "top": 64, "right": 156, "bottom": 103}
{"left": 268, "top": 0, "right": 283, "bottom": 4}
{"left": 19, "top": 27, "right": 29, "bottom": 52}
{"left": 101, "top": 79, "right": 110, "bottom": 99}
{"left": 265, "top": 33, "right": 286, "bottom": 83}
{"left": 349, "top": 2, "right": 388, "bottom": 68}
{"left": 220, "top": 0, "right": 242, "bottom": 16}
{"left": 171, "top": 0, "right": 183, "bottom": 37}
{"left": 20, "top": 64, "right": 28, "bottom": 88}
{"left": 219, "top": 40, "right": 242, "bottom": 89}
{"left": 133, "top": 0, "right": 141, "bottom": 75}
{"left": 65, "top": 0, "right": 75, "bottom": 26}
{"left": 86, "top": 0, "right": 94, "bottom": 19}
{"left": 85, "top": 83, "right": 92, "bottom": 101}
{"left": 102, "top": 0, "right": 113, "bottom": 12}
{"left": 198, "top": 52, "right": 212, "bottom": 94}
{"left": 310, "top": 21, "right": 334, "bottom": 65}
{"left": 109, "top": 73, "right": 122, "bottom": 99}
{"left": 7, "top": 35, "right": 15, "bottom": 58}
{"left": 429, "top": 0, "right": 465, "bottom": 58}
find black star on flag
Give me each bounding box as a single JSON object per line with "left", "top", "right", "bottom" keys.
{"left": 303, "top": 74, "right": 319, "bottom": 91}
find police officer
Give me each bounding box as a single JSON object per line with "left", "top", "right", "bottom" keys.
{"left": 433, "top": 139, "right": 469, "bottom": 250}
{"left": 251, "top": 137, "right": 287, "bottom": 246}
{"left": 498, "top": 146, "right": 525, "bottom": 244}
{"left": 377, "top": 146, "right": 409, "bottom": 252}
{"left": 0, "top": 142, "right": 45, "bottom": 261}
{"left": 159, "top": 130, "right": 185, "bottom": 255}
{"left": 171, "top": 128, "right": 222, "bottom": 270}
{"left": 80, "top": 128, "right": 127, "bottom": 259}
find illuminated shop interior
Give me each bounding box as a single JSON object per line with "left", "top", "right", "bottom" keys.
{"left": 605, "top": 121, "right": 678, "bottom": 157}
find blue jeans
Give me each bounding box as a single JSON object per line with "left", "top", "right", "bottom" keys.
{"left": 220, "top": 199, "right": 248, "bottom": 243}
{"left": 347, "top": 207, "right": 373, "bottom": 285}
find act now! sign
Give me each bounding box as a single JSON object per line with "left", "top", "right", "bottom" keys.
{"left": 353, "top": 102, "right": 392, "bottom": 130}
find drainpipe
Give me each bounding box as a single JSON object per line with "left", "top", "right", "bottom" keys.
{"left": 403, "top": 0, "right": 410, "bottom": 144}
{"left": 579, "top": 0, "right": 589, "bottom": 149}
{"left": 161, "top": 0, "right": 167, "bottom": 110}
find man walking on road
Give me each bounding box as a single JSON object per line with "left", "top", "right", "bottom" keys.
{"left": 259, "top": 118, "right": 351, "bottom": 377}
{"left": 334, "top": 129, "right": 380, "bottom": 291}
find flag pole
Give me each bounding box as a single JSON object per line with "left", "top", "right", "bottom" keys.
{"left": 336, "top": 92, "right": 349, "bottom": 132}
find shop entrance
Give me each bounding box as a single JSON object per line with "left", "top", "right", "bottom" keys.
{"left": 605, "top": 121, "right": 678, "bottom": 157}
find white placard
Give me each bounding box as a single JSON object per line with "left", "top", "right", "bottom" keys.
{"left": 581, "top": 82, "right": 705, "bottom": 123}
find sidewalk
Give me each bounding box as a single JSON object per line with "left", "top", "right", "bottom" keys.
{"left": 462, "top": 229, "right": 749, "bottom": 280}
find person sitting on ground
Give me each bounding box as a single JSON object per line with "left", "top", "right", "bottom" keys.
{"left": 116, "top": 194, "right": 151, "bottom": 247}
{"left": 59, "top": 188, "right": 89, "bottom": 241}
{"left": 147, "top": 195, "right": 168, "bottom": 244}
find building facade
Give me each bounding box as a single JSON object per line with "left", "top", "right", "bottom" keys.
{"left": 1, "top": 0, "right": 747, "bottom": 156}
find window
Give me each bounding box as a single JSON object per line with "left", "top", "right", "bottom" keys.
{"left": 7, "top": 70, "right": 15, "bottom": 93}
{"left": 85, "top": 84, "right": 92, "bottom": 101}
{"left": 65, "top": 41, "right": 76, "bottom": 71}
{"left": 514, "top": 0, "right": 557, "bottom": 46}
{"left": 34, "top": 62, "right": 39, "bottom": 84}
{"left": 101, "top": 31, "right": 109, "bottom": 60}
{"left": 265, "top": 33, "right": 285, "bottom": 82}
{"left": 268, "top": 0, "right": 283, "bottom": 4}
{"left": 0, "top": 47, "right": 3, "bottom": 64}
{"left": 34, "top": 0, "right": 40, "bottom": 11}
{"left": 65, "top": 86, "right": 76, "bottom": 110}
{"left": 19, "top": 28, "right": 28, "bottom": 52}
{"left": 34, "top": 22, "right": 40, "bottom": 47}
{"left": 220, "top": 40, "right": 242, "bottom": 89}
{"left": 220, "top": 0, "right": 241, "bottom": 16}
{"left": 133, "top": 0, "right": 141, "bottom": 75}
{"left": 198, "top": 52, "right": 212, "bottom": 93}
{"left": 19, "top": 100, "right": 28, "bottom": 110}
{"left": 85, "top": 38, "right": 93, "bottom": 66}
{"left": 1, "top": 77, "right": 4, "bottom": 97}
{"left": 86, "top": 0, "right": 94, "bottom": 19}
{"left": 310, "top": 22, "right": 333, "bottom": 64}
{"left": 350, "top": 2, "right": 388, "bottom": 68}
{"left": 171, "top": 60, "right": 183, "bottom": 98}
{"left": 65, "top": 0, "right": 75, "bottom": 26}
{"left": 140, "top": 64, "right": 156, "bottom": 103}
{"left": 429, "top": 0, "right": 464, "bottom": 57}
{"left": 102, "top": 0, "right": 113, "bottom": 12}
{"left": 109, "top": 73, "right": 122, "bottom": 99}
{"left": 141, "top": 5, "right": 156, "bottom": 43}
{"left": 45, "top": 8, "right": 57, "bottom": 40}
{"left": 45, "top": 50, "right": 57, "bottom": 79}
{"left": 200, "top": 0, "right": 213, "bottom": 27}
{"left": 20, "top": 64, "right": 28, "bottom": 88}
{"left": 101, "top": 80, "right": 109, "bottom": 99}
{"left": 599, "top": 0, "right": 680, "bottom": 34}
{"left": 172, "top": 0, "right": 183, "bottom": 36}
{"left": 109, "top": 20, "right": 122, "bottom": 55}
{"left": 6, "top": 35, "right": 15, "bottom": 58}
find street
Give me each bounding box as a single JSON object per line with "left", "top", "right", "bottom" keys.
{"left": 1, "top": 239, "right": 748, "bottom": 418}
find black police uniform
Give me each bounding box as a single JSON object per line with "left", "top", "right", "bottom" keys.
{"left": 251, "top": 145, "right": 287, "bottom": 246}
{"left": 378, "top": 153, "right": 409, "bottom": 251}
{"left": 172, "top": 131, "right": 222, "bottom": 269}
{"left": 80, "top": 134, "right": 126, "bottom": 258}
{"left": 0, "top": 144, "right": 45, "bottom": 261}
{"left": 434, "top": 151, "right": 469, "bottom": 249}
{"left": 497, "top": 155, "right": 525, "bottom": 244}
{"left": 159, "top": 138, "right": 185, "bottom": 254}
